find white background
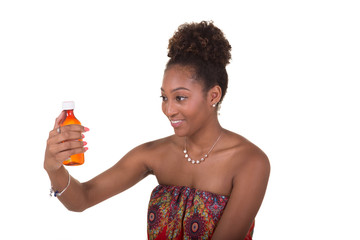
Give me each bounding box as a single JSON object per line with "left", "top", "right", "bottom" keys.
{"left": 1, "top": 0, "right": 359, "bottom": 239}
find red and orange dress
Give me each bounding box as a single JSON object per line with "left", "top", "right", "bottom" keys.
{"left": 147, "top": 185, "right": 254, "bottom": 240}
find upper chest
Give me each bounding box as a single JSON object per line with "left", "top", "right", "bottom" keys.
{"left": 148, "top": 146, "right": 240, "bottom": 196}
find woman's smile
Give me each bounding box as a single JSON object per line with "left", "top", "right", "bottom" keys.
{"left": 170, "top": 119, "right": 184, "bottom": 128}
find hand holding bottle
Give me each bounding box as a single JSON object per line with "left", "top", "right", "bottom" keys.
{"left": 44, "top": 103, "right": 89, "bottom": 172}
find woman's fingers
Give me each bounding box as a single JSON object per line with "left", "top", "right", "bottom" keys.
{"left": 49, "top": 124, "right": 88, "bottom": 139}
{"left": 56, "top": 140, "right": 87, "bottom": 153}
{"left": 53, "top": 111, "right": 66, "bottom": 129}
{"left": 45, "top": 114, "right": 89, "bottom": 172}
{"left": 47, "top": 124, "right": 89, "bottom": 160}
{"left": 54, "top": 144, "right": 88, "bottom": 162}
{"left": 47, "top": 139, "right": 88, "bottom": 163}
{"left": 57, "top": 131, "right": 84, "bottom": 144}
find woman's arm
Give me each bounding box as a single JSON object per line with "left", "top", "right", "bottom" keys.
{"left": 44, "top": 112, "right": 152, "bottom": 212}
{"left": 211, "top": 150, "right": 270, "bottom": 240}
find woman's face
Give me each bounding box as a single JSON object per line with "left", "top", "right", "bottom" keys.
{"left": 161, "top": 65, "right": 214, "bottom": 137}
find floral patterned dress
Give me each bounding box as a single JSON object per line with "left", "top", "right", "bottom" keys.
{"left": 147, "top": 185, "right": 254, "bottom": 240}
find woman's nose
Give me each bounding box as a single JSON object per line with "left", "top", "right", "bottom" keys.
{"left": 164, "top": 101, "right": 178, "bottom": 118}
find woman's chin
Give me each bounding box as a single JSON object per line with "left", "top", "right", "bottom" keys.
{"left": 173, "top": 129, "right": 188, "bottom": 138}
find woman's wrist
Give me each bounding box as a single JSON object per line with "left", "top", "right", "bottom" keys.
{"left": 45, "top": 165, "right": 70, "bottom": 196}
{"left": 44, "top": 159, "right": 62, "bottom": 174}
{"left": 50, "top": 168, "right": 70, "bottom": 197}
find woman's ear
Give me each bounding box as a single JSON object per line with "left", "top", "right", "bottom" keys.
{"left": 208, "top": 85, "right": 222, "bottom": 106}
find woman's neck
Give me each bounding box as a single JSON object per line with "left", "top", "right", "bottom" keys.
{"left": 185, "top": 117, "right": 223, "bottom": 153}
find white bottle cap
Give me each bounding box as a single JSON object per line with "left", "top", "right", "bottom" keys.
{"left": 62, "top": 101, "right": 75, "bottom": 110}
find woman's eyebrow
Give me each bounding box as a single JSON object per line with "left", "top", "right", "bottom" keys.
{"left": 160, "top": 87, "right": 191, "bottom": 92}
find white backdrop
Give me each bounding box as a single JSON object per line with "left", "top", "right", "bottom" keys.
{"left": 1, "top": 1, "right": 359, "bottom": 239}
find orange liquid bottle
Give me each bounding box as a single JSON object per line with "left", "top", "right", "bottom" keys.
{"left": 61, "top": 101, "right": 84, "bottom": 166}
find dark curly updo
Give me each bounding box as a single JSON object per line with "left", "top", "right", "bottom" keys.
{"left": 166, "top": 21, "right": 232, "bottom": 103}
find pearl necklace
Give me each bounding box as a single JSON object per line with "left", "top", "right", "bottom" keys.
{"left": 183, "top": 132, "right": 222, "bottom": 164}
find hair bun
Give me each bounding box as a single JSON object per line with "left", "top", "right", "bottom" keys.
{"left": 168, "top": 21, "right": 231, "bottom": 67}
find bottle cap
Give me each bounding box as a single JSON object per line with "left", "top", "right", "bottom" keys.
{"left": 62, "top": 101, "right": 75, "bottom": 110}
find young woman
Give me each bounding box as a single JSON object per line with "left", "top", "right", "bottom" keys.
{"left": 44, "top": 21, "right": 270, "bottom": 240}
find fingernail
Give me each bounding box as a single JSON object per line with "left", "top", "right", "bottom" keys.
{"left": 83, "top": 141, "right": 87, "bottom": 146}
{"left": 84, "top": 127, "right": 90, "bottom": 132}
{"left": 84, "top": 147, "right": 88, "bottom": 152}
{"left": 82, "top": 134, "right": 85, "bottom": 138}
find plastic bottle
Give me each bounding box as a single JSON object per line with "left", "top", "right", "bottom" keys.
{"left": 61, "top": 101, "right": 84, "bottom": 166}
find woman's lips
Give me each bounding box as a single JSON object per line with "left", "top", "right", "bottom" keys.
{"left": 170, "top": 119, "right": 184, "bottom": 128}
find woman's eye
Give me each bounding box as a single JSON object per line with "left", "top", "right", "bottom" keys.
{"left": 176, "top": 96, "right": 187, "bottom": 101}
{"left": 160, "top": 95, "right": 186, "bottom": 101}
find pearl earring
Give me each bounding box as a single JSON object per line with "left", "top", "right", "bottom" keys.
{"left": 212, "top": 103, "right": 217, "bottom": 108}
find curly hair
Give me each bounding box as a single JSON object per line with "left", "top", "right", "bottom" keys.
{"left": 166, "top": 21, "right": 232, "bottom": 103}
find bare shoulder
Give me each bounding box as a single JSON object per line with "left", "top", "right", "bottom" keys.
{"left": 222, "top": 130, "right": 270, "bottom": 176}
{"left": 210, "top": 131, "right": 270, "bottom": 239}
{"left": 128, "top": 135, "right": 176, "bottom": 171}
{"left": 135, "top": 135, "right": 174, "bottom": 153}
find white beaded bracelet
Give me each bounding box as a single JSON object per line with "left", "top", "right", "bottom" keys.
{"left": 50, "top": 169, "right": 70, "bottom": 197}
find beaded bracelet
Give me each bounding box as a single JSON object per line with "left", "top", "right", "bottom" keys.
{"left": 50, "top": 169, "right": 70, "bottom": 197}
